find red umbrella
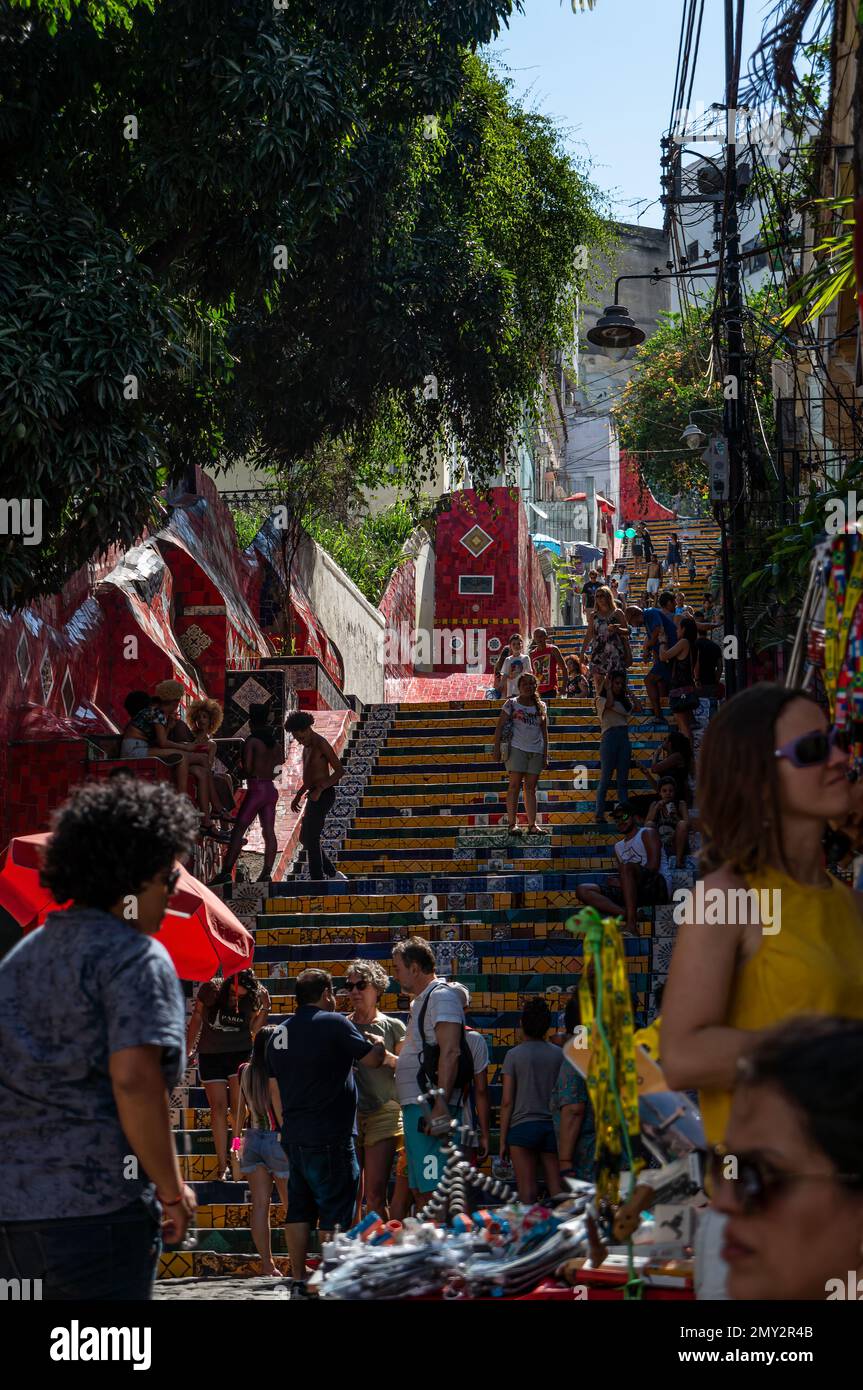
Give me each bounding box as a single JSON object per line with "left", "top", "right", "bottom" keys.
{"left": 0, "top": 833, "right": 253, "bottom": 981}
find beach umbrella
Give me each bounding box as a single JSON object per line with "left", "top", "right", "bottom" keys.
{"left": 0, "top": 833, "right": 253, "bottom": 980}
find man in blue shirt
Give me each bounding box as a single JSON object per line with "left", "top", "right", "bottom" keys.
{"left": 629, "top": 591, "right": 678, "bottom": 724}
{"left": 267, "top": 968, "right": 393, "bottom": 1285}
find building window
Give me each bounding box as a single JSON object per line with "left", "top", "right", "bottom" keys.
{"left": 458, "top": 575, "right": 494, "bottom": 595}
{"left": 686, "top": 239, "right": 700, "bottom": 262}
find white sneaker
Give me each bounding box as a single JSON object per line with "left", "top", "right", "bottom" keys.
{"left": 331, "top": 870, "right": 348, "bottom": 880}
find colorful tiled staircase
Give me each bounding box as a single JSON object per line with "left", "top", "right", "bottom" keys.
{"left": 161, "top": 514, "right": 721, "bottom": 1282}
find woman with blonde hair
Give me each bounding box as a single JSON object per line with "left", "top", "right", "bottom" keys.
{"left": 583, "top": 585, "right": 631, "bottom": 698}
{"left": 344, "top": 958, "right": 406, "bottom": 1220}
{"left": 661, "top": 683, "right": 863, "bottom": 1297}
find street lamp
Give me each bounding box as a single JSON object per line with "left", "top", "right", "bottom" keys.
{"left": 681, "top": 422, "right": 707, "bottom": 450}
{"left": 680, "top": 408, "right": 723, "bottom": 450}
{"left": 586, "top": 302, "right": 645, "bottom": 361}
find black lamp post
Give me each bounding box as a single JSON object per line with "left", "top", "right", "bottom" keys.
{"left": 586, "top": 300, "right": 645, "bottom": 361}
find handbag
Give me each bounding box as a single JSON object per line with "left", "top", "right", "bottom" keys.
{"left": 669, "top": 686, "right": 699, "bottom": 712}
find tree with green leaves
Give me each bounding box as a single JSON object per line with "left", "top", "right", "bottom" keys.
{"left": 0, "top": 0, "right": 608, "bottom": 609}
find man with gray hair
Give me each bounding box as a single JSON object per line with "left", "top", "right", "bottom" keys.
{"left": 392, "top": 939, "right": 471, "bottom": 1207}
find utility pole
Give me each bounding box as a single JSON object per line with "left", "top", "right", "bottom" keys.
{"left": 721, "top": 0, "right": 747, "bottom": 694}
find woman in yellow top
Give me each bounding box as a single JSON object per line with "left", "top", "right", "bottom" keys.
{"left": 662, "top": 683, "right": 863, "bottom": 1297}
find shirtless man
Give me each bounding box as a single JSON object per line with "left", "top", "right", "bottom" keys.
{"left": 286, "top": 710, "right": 345, "bottom": 881}
{"left": 644, "top": 554, "right": 663, "bottom": 604}
{"left": 210, "top": 704, "right": 283, "bottom": 885}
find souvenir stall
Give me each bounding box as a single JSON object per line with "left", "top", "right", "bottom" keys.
{"left": 315, "top": 909, "right": 704, "bottom": 1301}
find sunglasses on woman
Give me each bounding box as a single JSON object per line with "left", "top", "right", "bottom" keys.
{"left": 774, "top": 726, "right": 850, "bottom": 769}
{"left": 346, "top": 979, "right": 369, "bottom": 991}
{"left": 707, "top": 1144, "right": 861, "bottom": 1215}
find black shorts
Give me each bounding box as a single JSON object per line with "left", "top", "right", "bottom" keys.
{"left": 284, "top": 1139, "right": 359, "bottom": 1231}
{"left": 607, "top": 868, "right": 670, "bottom": 908}
{"left": 198, "top": 1048, "right": 250, "bottom": 1083}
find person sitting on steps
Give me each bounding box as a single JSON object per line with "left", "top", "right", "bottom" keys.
{"left": 646, "top": 775, "right": 691, "bottom": 867}
{"left": 576, "top": 801, "right": 671, "bottom": 934}
{"left": 287, "top": 710, "right": 346, "bottom": 881}
{"left": 120, "top": 683, "right": 230, "bottom": 842}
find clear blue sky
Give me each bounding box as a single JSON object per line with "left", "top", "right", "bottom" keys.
{"left": 483, "top": 0, "right": 772, "bottom": 223}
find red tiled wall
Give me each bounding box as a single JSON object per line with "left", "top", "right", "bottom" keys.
{"left": 619, "top": 449, "right": 676, "bottom": 522}
{"left": 96, "top": 589, "right": 188, "bottom": 730}
{"left": 378, "top": 558, "right": 417, "bottom": 679}
{"left": 164, "top": 544, "right": 259, "bottom": 703}
{"left": 7, "top": 740, "right": 89, "bottom": 840}
{"left": 434, "top": 489, "right": 523, "bottom": 672}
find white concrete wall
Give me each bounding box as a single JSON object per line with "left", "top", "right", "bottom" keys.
{"left": 294, "top": 533, "right": 386, "bottom": 706}
{"left": 413, "top": 529, "right": 436, "bottom": 673}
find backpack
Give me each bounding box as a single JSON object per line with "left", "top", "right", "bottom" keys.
{"left": 415, "top": 984, "right": 475, "bottom": 1096}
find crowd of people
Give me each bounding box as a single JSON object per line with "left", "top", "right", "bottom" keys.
{"left": 0, "top": 776, "right": 595, "bottom": 1299}
{"left": 6, "top": 531, "right": 863, "bottom": 1307}
{"left": 116, "top": 673, "right": 348, "bottom": 887}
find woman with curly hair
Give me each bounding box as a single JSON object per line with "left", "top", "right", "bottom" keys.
{"left": 0, "top": 776, "right": 199, "bottom": 1300}
{"left": 186, "top": 698, "right": 236, "bottom": 824}
{"left": 343, "top": 958, "right": 406, "bottom": 1220}
{"left": 661, "top": 684, "right": 863, "bottom": 1298}
{"left": 187, "top": 967, "right": 271, "bottom": 1181}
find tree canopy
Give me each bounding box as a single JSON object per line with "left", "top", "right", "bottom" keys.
{"left": 0, "top": 0, "right": 608, "bottom": 607}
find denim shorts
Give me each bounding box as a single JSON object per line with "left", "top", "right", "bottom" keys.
{"left": 284, "top": 1139, "right": 359, "bottom": 1231}
{"left": 240, "top": 1129, "right": 290, "bottom": 1176}
{"left": 508, "top": 1119, "right": 558, "bottom": 1154}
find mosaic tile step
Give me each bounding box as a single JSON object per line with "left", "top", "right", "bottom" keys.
{"left": 193, "top": 1204, "right": 287, "bottom": 1228}
{"left": 355, "top": 788, "right": 634, "bottom": 808}
{"left": 250, "top": 935, "right": 653, "bottom": 970}
{"left": 261, "top": 871, "right": 622, "bottom": 898}
{"left": 263, "top": 891, "right": 517, "bottom": 914}
{"left": 255, "top": 922, "right": 589, "bottom": 947}
{"left": 340, "top": 813, "right": 650, "bottom": 834}
{"left": 331, "top": 856, "right": 618, "bottom": 875}
{"left": 159, "top": 1251, "right": 292, "bottom": 1280}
